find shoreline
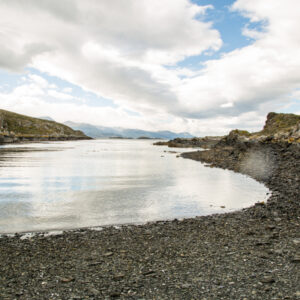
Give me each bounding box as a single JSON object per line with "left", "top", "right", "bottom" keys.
{"left": 0, "top": 141, "right": 299, "bottom": 299}
{"left": 0, "top": 135, "right": 92, "bottom": 145}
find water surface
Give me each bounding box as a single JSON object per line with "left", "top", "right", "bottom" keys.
{"left": 0, "top": 140, "right": 268, "bottom": 233}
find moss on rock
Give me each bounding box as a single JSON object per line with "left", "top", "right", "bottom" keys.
{"left": 260, "top": 112, "right": 300, "bottom": 135}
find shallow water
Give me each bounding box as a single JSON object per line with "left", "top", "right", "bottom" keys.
{"left": 0, "top": 139, "right": 269, "bottom": 233}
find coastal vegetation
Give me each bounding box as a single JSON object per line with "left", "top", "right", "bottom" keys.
{"left": 260, "top": 112, "right": 300, "bottom": 135}
{"left": 0, "top": 109, "right": 91, "bottom": 143}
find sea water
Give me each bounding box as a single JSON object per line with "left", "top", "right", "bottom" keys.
{"left": 0, "top": 139, "right": 268, "bottom": 233}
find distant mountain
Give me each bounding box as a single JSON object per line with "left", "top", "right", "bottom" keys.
{"left": 64, "top": 121, "right": 194, "bottom": 139}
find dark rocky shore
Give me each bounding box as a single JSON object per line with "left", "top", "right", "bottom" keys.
{"left": 154, "top": 136, "right": 222, "bottom": 149}
{"left": 1, "top": 114, "right": 300, "bottom": 299}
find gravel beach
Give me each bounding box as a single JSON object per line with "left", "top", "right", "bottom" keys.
{"left": 0, "top": 141, "right": 299, "bottom": 299}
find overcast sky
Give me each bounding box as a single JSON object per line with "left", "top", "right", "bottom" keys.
{"left": 0, "top": 0, "right": 299, "bottom": 135}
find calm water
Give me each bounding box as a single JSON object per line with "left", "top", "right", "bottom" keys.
{"left": 0, "top": 139, "right": 268, "bottom": 233}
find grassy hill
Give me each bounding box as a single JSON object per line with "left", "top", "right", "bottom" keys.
{"left": 259, "top": 112, "right": 300, "bottom": 136}
{"left": 0, "top": 109, "right": 90, "bottom": 142}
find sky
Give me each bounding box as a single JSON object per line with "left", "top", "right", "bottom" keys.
{"left": 0, "top": 0, "right": 299, "bottom": 136}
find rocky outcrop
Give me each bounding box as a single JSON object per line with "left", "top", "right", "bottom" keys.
{"left": 182, "top": 112, "right": 300, "bottom": 181}
{"left": 155, "top": 113, "right": 299, "bottom": 151}
{"left": 154, "top": 136, "right": 222, "bottom": 149}
{"left": 260, "top": 112, "right": 300, "bottom": 143}
{"left": 219, "top": 112, "right": 300, "bottom": 145}
{"left": 0, "top": 109, "right": 91, "bottom": 143}
{"left": 261, "top": 112, "right": 300, "bottom": 136}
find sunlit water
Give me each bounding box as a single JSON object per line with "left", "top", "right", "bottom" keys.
{"left": 0, "top": 139, "right": 269, "bottom": 233}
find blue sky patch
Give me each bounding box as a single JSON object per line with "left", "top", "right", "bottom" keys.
{"left": 175, "top": 0, "right": 265, "bottom": 70}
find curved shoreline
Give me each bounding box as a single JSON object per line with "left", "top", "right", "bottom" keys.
{"left": 0, "top": 142, "right": 299, "bottom": 299}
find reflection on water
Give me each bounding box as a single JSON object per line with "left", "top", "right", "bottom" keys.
{"left": 0, "top": 140, "right": 269, "bottom": 233}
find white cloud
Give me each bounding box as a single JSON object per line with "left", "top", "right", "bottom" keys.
{"left": 221, "top": 102, "right": 234, "bottom": 108}
{"left": 63, "top": 87, "right": 72, "bottom": 93}
{"left": 47, "top": 89, "right": 74, "bottom": 101}
{"left": 13, "top": 83, "right": 45, "bottom": 98}
{"left": 28, "top": 74, "right": 49, "bottom": 88}
{"left": 0, "top": 0, "right": 221, "bottom": 114}
{"left": 175, "top": 0, "right": 300, "bottom": 118}
{"left": 0, "top": 0, "right": 299, "bottom": 135}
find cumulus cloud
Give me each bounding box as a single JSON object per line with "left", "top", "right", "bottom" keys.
{"left": 176, "top": 0, "right": 300, "bottom": 118}
{"left": 0, "top": 75, "right": 187, "bottom": 133}
{"left": 0, "top": 0, "right": 221, "bottom": 114}
{"left": 0, "top": 0, "right": 299, "bottom": 135}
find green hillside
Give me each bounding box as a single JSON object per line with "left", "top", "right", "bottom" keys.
{"left": 259, "top": 112, "right": 300, "bottom": 135}
{"left": 0, "top": 109, "right": 90, "bottom": 141}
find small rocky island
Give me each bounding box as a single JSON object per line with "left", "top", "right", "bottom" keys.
{"left": 0, "top": 112, "right": 299, "bottom": 299}
{"left": 0, "top": 109, "right": 91, "bottom": 143}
